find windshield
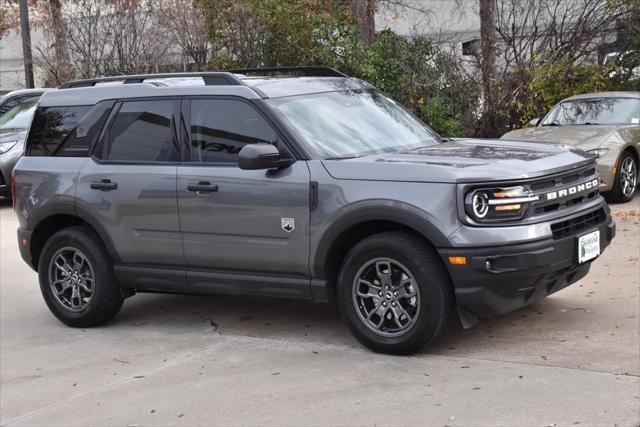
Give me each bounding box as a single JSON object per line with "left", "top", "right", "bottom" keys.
{"left": 0, "top": 99, "right": 38, "bottom": 129}
{"left": 267, "top": 90, "right": 439, "bottom": 158}
{"left": 542, "top": 97, "right": 640, "bottom": 126}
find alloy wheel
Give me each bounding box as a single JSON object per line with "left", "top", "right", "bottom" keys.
{"left": 48, "top": 247, "right": 95, "bottom": 312}
{"left": 352, "top": 257, "right": 420, "bottom": 337}
{"left": 620, "top": 156, "right": 638, "bottom": 198}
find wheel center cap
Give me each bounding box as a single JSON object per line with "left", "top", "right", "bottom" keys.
{"left": 385, "top": 292, "right": 393, "bottom": 300}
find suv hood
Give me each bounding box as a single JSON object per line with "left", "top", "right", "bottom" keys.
{"left": 321, "top": 139, "right": 594, "bottom": 183}
{"left": 501, "top": 125, "right": 630, "bottom": 150}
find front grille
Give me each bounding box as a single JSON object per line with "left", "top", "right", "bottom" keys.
{"left": 534, "top": 189, "right": 599, "bottom": 214}
{"left": 529, "top": 165, "right": 599, "bottom": 216}
{"left": 530, "top": 167, "right": 595, "bottom": 191}
{"left": 550, "top": 208, "right": 606, "bottom": 239}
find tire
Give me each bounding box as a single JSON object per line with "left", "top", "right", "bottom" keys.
{"left": 38, "top": 226, "right": 123, "bottom": 327}
{"left": 337, "top": 231, "right": 453, "bottom": 355}
{"left": 605, "top": 151, "right": 638, "bottom": 203}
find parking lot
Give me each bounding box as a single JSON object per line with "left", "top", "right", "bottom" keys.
{"left": 0, "top": 196, "right": 638, "bottom": 426}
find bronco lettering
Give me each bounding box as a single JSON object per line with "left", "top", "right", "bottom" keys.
{"left": 546, "top": 178, "right": 599, "bottom": 201}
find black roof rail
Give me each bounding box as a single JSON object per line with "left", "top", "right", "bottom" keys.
{"left": 223, "top": 66, "right": 347, "bottom": 78}
{"left": 59, "top": 72, "right": 244, "bottom": 89}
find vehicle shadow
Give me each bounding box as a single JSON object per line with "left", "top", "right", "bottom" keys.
{"left": 111, "top": 290, "right": 576, "bottom": 354}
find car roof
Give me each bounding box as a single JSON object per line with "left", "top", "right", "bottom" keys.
{"left": 241, "top": 76, "right": 373, "bottom": 98}
{"left": 38, "top": 69, "right": 372, "bottom": 107}
{"left": 0, "top": 88, "right": 49, "bottom": 101}
{"left": 562, "top": 91, "right": 640, "bottom": 101}
{"left": 38, "top": 84, "right": 263, "bottom": 107}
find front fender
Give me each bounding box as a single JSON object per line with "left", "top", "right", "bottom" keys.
{"left": 311, "top": 200, "right": 452, "bottom": 278}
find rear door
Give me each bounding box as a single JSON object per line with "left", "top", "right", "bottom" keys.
{"left": 76, "top": 99, "right": 185, "bottom": 276}
{"left": 176, "top": 97, "right": 311, "bottom": 297}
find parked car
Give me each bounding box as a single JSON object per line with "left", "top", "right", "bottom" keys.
{"left": 0, "top": 88, "right": 47, "bottom": 117}
{"left": 502, "top": 92, "right": 640, "bottom": 203}
{"left": 0, "top": 98, "right": 38, "bottom": 197}
{"left": 13, "top": 68, "right": 615, "bottom": 354}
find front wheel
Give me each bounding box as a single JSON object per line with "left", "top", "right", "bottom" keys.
{"left": 606, "top": 151, "right": 638, "bottom": 203}
{"left": 38, "top": 226, "right": 123, "bottom": 327}
{"left": 337, "top": 231, "right": 453, "bottom": 354}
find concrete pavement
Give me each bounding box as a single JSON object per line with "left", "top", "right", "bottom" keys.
{"left": 1, "top": 197, "right": 639, "bottom": 426}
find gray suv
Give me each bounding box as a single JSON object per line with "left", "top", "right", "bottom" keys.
{"left": 13, "top": 68, "right": 615, "bottom": 354}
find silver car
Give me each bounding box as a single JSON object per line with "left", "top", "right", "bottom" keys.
{"left": 502, "top": 92, "right": 640, "bottom": 203}
{"left": 0, "top": 98, "right": 38, "bottom": 196}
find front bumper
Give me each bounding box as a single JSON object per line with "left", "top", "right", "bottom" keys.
{"left": 438, "top": 209, "right": 615, "bottom": 323}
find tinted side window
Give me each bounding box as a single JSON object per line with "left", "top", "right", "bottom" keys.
{"left": 106, "top": 100, "right": 177, "bottom": 162}
{"left": 190, "top": 99, "right": 279, "bottom": 163}
{"left": 27, "top": 106, "right": 91, "bottom": 156}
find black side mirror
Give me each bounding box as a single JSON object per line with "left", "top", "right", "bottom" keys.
{"left": 238, "top": 143, "right": 293, "bottom": 170}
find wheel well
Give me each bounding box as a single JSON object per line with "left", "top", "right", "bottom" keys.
{"left": 323, "top": 220, "right": 442, "bottom": 301}
{"left": 30, "top": 215, "right": 89, "bottom": 270}
{"left": 622, "top": 146, "right": 639, "bottom": 165}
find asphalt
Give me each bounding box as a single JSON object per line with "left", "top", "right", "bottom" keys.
{"left": 1, "top": 196, "right": 639, "bottom": 426}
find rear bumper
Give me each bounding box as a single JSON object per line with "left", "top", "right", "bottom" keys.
{"left": 17, "top": 228, "right": 34, "bottom": 270}
{"left": 439, "top": 211, "right": 615, "bottom": 321}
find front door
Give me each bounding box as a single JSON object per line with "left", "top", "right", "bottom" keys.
{"left": 177, "top": 97, "right": 311, "bottom": 297}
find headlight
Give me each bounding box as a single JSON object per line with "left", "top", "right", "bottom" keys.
{"left": 465, "top": 186, "right": 539, "bottom": 222}
{"left": 588, "top": 148, "right": 609, "bottom": 158}
{"left": 0, "top": 140, "right": 18, "bottom": 154}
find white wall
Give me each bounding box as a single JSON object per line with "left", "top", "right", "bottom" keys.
{"left": 0, "top": 28, "right": 47, "bottom": 91}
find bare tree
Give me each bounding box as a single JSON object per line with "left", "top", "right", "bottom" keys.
{"left": 35, "top": 0, "right": 172, "bottom": 84}
{"left": 495, "top": 0, "right": 630, "bottom": 71}
{"left": 155, "top": 0, "right": 210, "bottom": 70}
{"left": 47, "top": 0, "right": 72, "bottom": 81}
{"left": 479, "top": 0, "right": 497, "bottom": 136}
{"left": 351, "top": 0, "right": 375, "bottom": 45}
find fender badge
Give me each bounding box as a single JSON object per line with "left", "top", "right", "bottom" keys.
{"left": 281, "top": 218, "right": 295, "bottom": 232}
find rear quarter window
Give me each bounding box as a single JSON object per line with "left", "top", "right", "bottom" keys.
{"left": 27, "top": 105, "right": 93, "bottom": 156}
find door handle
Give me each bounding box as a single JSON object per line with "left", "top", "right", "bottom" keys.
{"left": 187, "top": 181, "right": 219, "bottom": 193}
{"left": 90, "top": 179, "right": 118, "bottom": 191}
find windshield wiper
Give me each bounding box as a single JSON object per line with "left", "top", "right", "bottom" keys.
{"left": 324, "top": 154, "right": 367, "bottom": 160}
{"left": 541, "top": 122, "right": 560, "bottom": 127}
{"left": 583, "top": 122, "right": 599, "bottom": 125}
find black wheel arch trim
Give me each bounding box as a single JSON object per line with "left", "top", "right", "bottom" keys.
{"left": 312, "top": 202, "right": 451, "bottom": 278}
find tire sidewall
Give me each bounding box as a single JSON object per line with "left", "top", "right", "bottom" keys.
{"left": 610, "top": 152, "right": 638, "bottom": 203}
{"left": 337, "top": 234, "right": 450, "bottom": 353}
{"left": 38, "top": 227, "right": 121, "bottom": 326}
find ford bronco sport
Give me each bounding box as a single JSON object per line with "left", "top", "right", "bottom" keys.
{"left": 13, "top": 67, "right": 615, "bottom": 354}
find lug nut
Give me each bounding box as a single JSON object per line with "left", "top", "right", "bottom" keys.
{"left": 391, "top": 302, "right": 396, "bottom": 307}
{"left": 382, "top": 302, "right": 387, "bottom": 306}
{"left": 378, "top": 291, "right": 383, "bottom": 297}
{"left": 393, "top": 291, "right": 398, "bottom": 297}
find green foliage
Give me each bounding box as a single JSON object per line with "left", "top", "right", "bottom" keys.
{"left": 352, "top": 31, "right": 479, "bottom": 137}
{"left": 197, "top": 0, "right": 635, "bottom": 138}
{"left": 197, "top": 0, "right": 357, "bottom": 69}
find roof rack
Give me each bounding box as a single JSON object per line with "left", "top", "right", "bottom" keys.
{"left": 223, "top": 66, "right": 347, "bottom": 78}
{"left": 59, "top": 72, "right": 244, "bottom": 89}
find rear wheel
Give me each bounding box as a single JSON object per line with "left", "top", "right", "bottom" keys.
{"left": 606, "top": 151, "right": 638, "bottom": 203}
{"left": 337, "top": 231, "right": 453, "bottom": 354}
{"left": 38, "top": 226, "right": 123, "bottom": 327}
